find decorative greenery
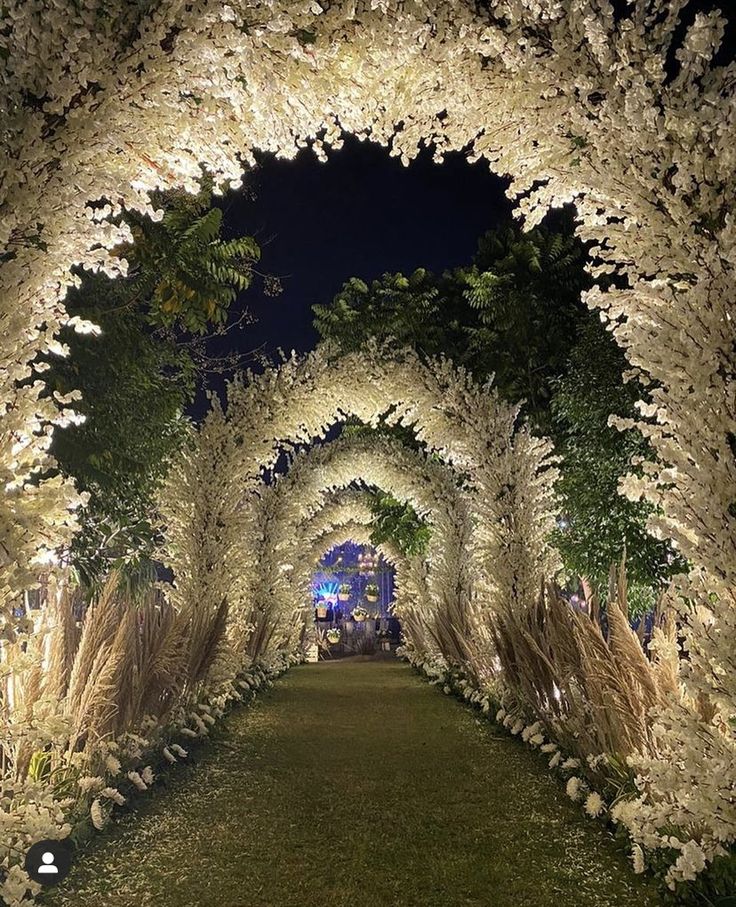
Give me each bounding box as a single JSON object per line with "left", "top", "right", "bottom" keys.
{"left": 369, "top": 492, "right": 431, "bottom": 557}
{"left": 45, "top": 186, "right": 261, "bottom": 587}
{"left": 315, "top": 218, "right": 680, "bottom": 606}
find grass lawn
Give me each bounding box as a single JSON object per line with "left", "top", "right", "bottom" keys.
{"left": 43, "top": 658, "right": 663, "bottom": 907}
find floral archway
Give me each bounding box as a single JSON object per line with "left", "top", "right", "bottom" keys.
{"left": 245, "top": 436, "right": 478, "bottom": 664}
{"left": 158, "top": 344, "right": 557, "bottom": 642}
{"left": 290, "top": 488, "right": 429, "bottom": 634}
{"left": 5, "top": 2, "right": 734, "bottom": 621}
{"left": 1, "top": 0, "right": 734, "bottom": 896}
{"left": 294, "top": 496, "right": 451, "bottom": 663}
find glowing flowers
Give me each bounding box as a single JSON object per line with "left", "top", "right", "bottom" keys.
{"left": 584, "top": 792, "right": 604, "bottom": 818}
{"left": 566, "top": 777, "right": 584, "bottom": 802}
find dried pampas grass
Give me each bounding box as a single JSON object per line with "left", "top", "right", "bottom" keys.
{"left": 488, "top": 562, "right": 681, "bottom": 765}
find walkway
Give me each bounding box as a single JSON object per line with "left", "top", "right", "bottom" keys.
{"left": 45, "top": 659, "right": 661, "bottom": 907}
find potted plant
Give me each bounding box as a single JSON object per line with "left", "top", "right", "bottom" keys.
{"left": 326, "top": 627, "right": 341, "bottom": 644}
{"left": 338, "top": 583, "right": 351, "bottom": 602}
{"left": 315, "top": 600, "right": 329, "bottom": 620}
{"left": 352, "top": 605, "right": 369, "bottom": 623}
{"left": 365, "top": 583, "right": 379, "bottom": 603}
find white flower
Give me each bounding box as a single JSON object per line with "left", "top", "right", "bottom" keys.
{"left": 631, "top": 844, "right": 646, "bottom": 874}
{"left": 566, "top": 776, "right": 584, "bottom": 801}
{"left": 66, "top": 315, "right": 101, "bottom": 336}
{"left": 170, "top": 744, "right": 188, "bottom": 758}
{"left": 2, "top": 864, "right": 34, "bottom": 903}
{"left": 540, "top": 743, "right": 557, "bottom": 754}
{"left": 101, "top": 787, "right": 126, "bottom": 806}
{"left": 549, "top": 751, "right": 562, "bottom": 769}
{"left": 672, "top": 840, "right": 707, "bottom": 882}
{"left": 90, "top": 799, "right": 106, "bottom": 831}
{"left": 77, "top": 775, "right": 104, "bottom": 793}
{"left": 610, "top": 798, "right": 638, "bottom": 826}
{"left": 521, "top": 721, "right": 542, "bottom": 742}
{"left": 105, "top": 754, "right": 121, "bottom": 775}
{"left": 141, "top": 766, "right": 155, "bottom": 785}
{"left": 127, "top": 771, "right": 148, "bottom": 791}
{"left": 584, "top": 792, "right": 605, "bottom": 818}
{"left": 529, "top": 733, "right": 544, "bottom": 746}
{"left": 561, "top": 758, "right": 580, "bottom": 770}
{"left": 510, "top": 719, "right": 524, "bottom": 736}
{"left": 163, "top": 747, "right": 177, "bottom": 764}
{"left": 495, "top": 708, "right": 506, "bottom": 722}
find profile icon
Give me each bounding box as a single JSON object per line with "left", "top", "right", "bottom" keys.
{"left": 38, "top": 851, "right": 58, "bottom": 875}
{"left": 24, "top": 839, "right": 72, "bottom": 886}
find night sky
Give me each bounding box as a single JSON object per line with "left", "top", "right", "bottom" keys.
{"left": 196, "top": 136, "right": 511, "bottom": 414}
{"left": 224, "top": 136, "right": 511, "bottom": 356}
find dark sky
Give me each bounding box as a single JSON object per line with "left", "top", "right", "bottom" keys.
{"left": 196, "top": 136, "right": 511, "bottom": 413}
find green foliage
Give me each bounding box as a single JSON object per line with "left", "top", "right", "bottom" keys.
{"left": 315, "top": 214, "right": 680, "bottom": 601}
{"left": 551, "top": 320, "right": 684, "bottom": 610}
{"left": 47, "top": 273, "right": 194, "bottom": 586}
{"left": 340, "top": 420, "right": 434, "bottom": 558}
{"left": 314, "top": 268, "right": 468, "bottom": 360}
{"left": 47, "top": 186, "right": 261, "bottom": 586}
{"left": 462, "top": 221, "right": 589, "bottom": 433}
{"left": 369, "top": 492, "right": 431, "bottom": 557}
{"left": 315, "top": 217, "right": 589, "bottom": 434}
{"left": 124, "top": 185, "right": 260, "bottom": 334}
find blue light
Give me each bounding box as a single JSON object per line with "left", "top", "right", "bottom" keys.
{"left": 315, "top": 581, "right": 339, "bottom": 603}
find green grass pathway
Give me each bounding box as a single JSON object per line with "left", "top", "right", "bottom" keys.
{"left": 45, "top": 659, "right": 661, "bottom": 907}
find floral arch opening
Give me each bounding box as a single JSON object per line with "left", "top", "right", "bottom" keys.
{"left": 1, "top": 0, "right": 735, "bottom": 900}
{"left": 311, "top": 539, "right": 400, "bottom": 657}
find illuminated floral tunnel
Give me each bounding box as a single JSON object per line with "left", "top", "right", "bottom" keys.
{"left": 1, "top": 1, "right": 734, "bottom": 902}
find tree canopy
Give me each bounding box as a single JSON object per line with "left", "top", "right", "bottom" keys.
{"left": 46, "top": 187, "right": 261, "bottom": 586}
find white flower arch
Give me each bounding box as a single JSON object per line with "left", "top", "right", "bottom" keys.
{"left": 248, "top": 438, "right": 472, "bottom": 658}
{"left": 2, "top": 0, "right": 732, "bottom": 601}
{"left": 294, "top": 492, "right": 445, "bottom": 661}
{"left": 2, "top": 2, "right": 732, "bottom": 725}
{"left": 1, "top": 0, "right": 734, "bottom": 886}
{"left": 158, "top": 346, "right": 556, "bottom": 658}
{"left": 281, "top": 489, "right": 423, "bottom": 612}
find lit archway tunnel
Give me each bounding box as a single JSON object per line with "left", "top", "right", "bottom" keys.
{"left": 1, "top": 2, "right": 734, "bottom": 903}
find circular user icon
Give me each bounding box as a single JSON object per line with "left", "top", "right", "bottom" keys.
{"left": 24, "top": 839, "right": 72, "bottom": 886}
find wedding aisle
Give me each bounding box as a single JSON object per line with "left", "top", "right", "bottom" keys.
{"left": 44, "top": 659, "right": 661, "bottom": 907}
